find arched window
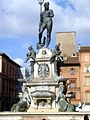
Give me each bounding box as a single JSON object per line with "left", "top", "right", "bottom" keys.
{"left": 70, "top": 68, "right": 75, "bottom": 75}
{"left": 68, "top": 80, "right": 76, "bottom": 88}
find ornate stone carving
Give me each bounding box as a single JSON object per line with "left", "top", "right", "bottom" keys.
{"left": 38, "top": 63, "right": 49, "bottom": 79}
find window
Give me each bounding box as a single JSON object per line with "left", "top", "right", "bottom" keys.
{"left": 2, "top": 61, "right": 6, "bottom": 74}
{"left": 9, "top": 64, "right": 11, "bottom": 77}
{"left": 68, "top": 80, "right": 76, "bottom": 88}
{"left": 84, "top": 66, "right": 90, "bottom": 73}
{"left": 70, "top": 68, "right": 75, "bottom": 75}
{"left": 69, "top": 82, "right": 75, "bottom": 88}
{"left": 6, "top": 63, "right": 8, "bottom": 76}
{"left": 84, "top": 55, "right": 89, "bottom": 62}
{"left": 84, "top": 77, "right": 90, "bottom": 85}
{"left": 85, "top": 92, "right": 90, "bottom": 103}
{"left": 2, "top": 84, "right": 5, "bottom": 94}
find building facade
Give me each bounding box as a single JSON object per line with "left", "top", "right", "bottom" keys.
{"left": 79, "top": 46, "right": 90, "bottom": 104}
{"left": 0, "top": 53, "right": 21, "bottom": 111}
{"left": 56, "top": 32, "right": 81, "bottom": 105}
{"left": 56, "top": 32, "right": 90, "bottom": 105}
{"left": 56, "top": 32, "right": 76, "bottom": 57}
{"left": 60, "top": 56, "right": 81, "bottom": 105}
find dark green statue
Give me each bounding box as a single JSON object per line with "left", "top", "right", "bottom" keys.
{"left": 56, "top": 82, "right": 75, "bottom": 112}
{"left": 11, "top": 86, "right": 31, "bottom": 112}
{"left": 37, "top": 2, "right": 54, "bottom": 49}
{"left": 50, "top": 43, "right": 61, "bottom": 64}
{"left": 25, "top": 45, "right": 36, "bottom": 82}
{"left": 25, "top": 45, "right": 36, "bottom": 63}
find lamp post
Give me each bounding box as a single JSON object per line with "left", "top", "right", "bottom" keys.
{"left": 38, "top": 0, "right": 44, "bottom": 14}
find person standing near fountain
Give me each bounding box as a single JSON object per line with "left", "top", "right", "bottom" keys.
{"left": 37, "top": 2, "right": 54, "bottom": 49}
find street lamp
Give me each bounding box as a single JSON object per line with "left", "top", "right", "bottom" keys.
{"left": 38, "top": 0, "right": 44, "bottom": 14}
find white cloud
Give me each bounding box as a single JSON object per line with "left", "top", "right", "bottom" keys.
{"left": 14, "top": 58, "right": 28, "bottom": 67}
{"left": 52, "top": 0, "right": 90, "bottom": 45}
{"left": 0, "top": 0, "right": 90, "bottom": 45}
{"left": 0, "top": 0, "right": 39, "bottom": 37}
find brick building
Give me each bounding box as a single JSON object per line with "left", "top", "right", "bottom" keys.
{"left": 60, "top": 56, "right": 81, "bottom": 105}
{"left": 56, "top": 32, "right": 76, "bottom": 57}
{"left": 56, "top": 32, "right": 80, "bottom": 105}
{"left": 56, "top": 32, "right": 90, "bottom": 105}
{"left": 79, "top": 46, "right": 90, "bottom": 104}
{"left": 0, "top": 53, "right": 21, "bottom": 111}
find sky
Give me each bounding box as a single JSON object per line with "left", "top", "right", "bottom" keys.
{"left": 0, "top": 0, "right": 90, "bottom": 66}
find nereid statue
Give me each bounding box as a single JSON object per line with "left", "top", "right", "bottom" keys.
{"left": 11, "top": 86, "right": 31, "bottom": 112}
{"left": 56, "top": 81, "right": 75, "bottom": 112}
{"left": 37, "top": 2, "right": 54, "bottom": 49}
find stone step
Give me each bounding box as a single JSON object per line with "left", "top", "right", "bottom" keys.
{"left": 27, "top": 108, "right": 58, "bottom": 113}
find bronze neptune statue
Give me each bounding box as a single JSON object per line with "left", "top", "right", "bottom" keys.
{"left": 37, "top": 2, "right": 54, "bottom": 49}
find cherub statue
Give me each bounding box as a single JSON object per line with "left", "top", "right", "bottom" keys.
{"left": 25, "top": 45, "right": 36, "bottom": 63}
{"left": 25, "top": 45, "right": 36, "bottom": 82}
